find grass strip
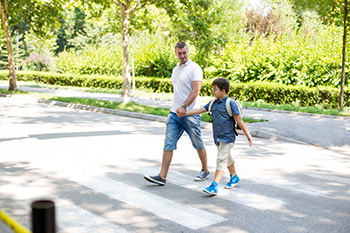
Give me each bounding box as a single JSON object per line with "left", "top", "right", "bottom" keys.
{"left": 2, "top": 83, "right": 348, "bottom": 117}
{"left": 46, "top": 96, "right": 265, "bottom": 124}
{"left": 243, "top": 101, "right": 350, "bottom": 117}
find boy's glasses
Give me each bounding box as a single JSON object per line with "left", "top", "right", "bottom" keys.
{"left": 212, "top": 88, "right": 218, "bottom": 92}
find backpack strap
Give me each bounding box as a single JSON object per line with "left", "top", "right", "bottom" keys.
{"left": 226, "top": 97, "right": 240, "bottom": 136}
{"left": 207, "top": 99, "right": 215, "bottom": 115}
{"left": 226, "top": 97, "right": 233, "bottom": 117}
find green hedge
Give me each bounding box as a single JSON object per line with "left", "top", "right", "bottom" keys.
{"left": 1, "top": 71, "right": 348, "bottom": 108}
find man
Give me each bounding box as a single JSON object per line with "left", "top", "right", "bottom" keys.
{"left": 144, "top": 42, "right": 210, "bottom": 185}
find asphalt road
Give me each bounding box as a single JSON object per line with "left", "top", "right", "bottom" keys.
{"left": 1, "top": 96, "right": 350, "bottom": 233}
{"left": 1, "top": 83, "right": 349, "bottom": 152}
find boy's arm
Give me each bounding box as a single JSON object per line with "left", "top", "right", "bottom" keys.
{"left": 234, "top": 114, "right": 254, "bottom": 147}
{"left": 185, "top": 107, "right": 207, "bottom": 116}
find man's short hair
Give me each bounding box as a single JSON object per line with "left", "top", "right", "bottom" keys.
{"left": 175, "top": 42, "right": 187, "bottom": 50}
{"left": 212, "top": 77, "right": 230, "bottom": 94}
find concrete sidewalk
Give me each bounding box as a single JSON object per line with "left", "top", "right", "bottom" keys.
{"left": 1, "top": 83, "right": 349, "bottom": 152}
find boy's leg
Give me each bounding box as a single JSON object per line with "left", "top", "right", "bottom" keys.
{"left": 216, "top": 142, "right": 234, "bottom": 178}
{"left": 227, "top": 163, "right": 237, "bottom": 176}
{"left": 213, "top": 169, "right": 224, "bottom": 184}
{"left": 225, "top": 155, "right": 240, "bottom": 189}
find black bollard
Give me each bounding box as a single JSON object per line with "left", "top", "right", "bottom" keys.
{"left": 31, "top": 200, "right": 56, "bottom": 233}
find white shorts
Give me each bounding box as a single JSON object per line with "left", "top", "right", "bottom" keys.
{"left": 216, "top": 142, "right": 235, "bottom": 171}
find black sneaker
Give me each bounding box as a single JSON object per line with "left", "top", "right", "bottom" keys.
{"left": 144, "top": 174, "right": 166, "bottom": 186}
{"left": 194, "top": 170, "right": 210, "bottom": 181}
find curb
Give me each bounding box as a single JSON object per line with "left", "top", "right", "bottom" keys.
{"left": 0, "top": 93, "right": 12, "bottom": 98}
{"left": 35, "top": 98, "right": 308, "bottom": 145}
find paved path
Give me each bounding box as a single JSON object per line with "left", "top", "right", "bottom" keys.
{"left": 1, "top": 96, "right": 349, "bottom": 233}
{"left": 1, "top": 83, "right": 349, "bottom": 152}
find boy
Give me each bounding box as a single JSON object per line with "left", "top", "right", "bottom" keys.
{"left": 183, "top": 77, "right": 253, "bottom": 196}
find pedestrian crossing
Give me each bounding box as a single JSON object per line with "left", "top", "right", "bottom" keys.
{"left": 0, "top": 170, "right": 129, "bottom": 233}
{"left": 0, "top": 166, "right": 348, "bottom": 233}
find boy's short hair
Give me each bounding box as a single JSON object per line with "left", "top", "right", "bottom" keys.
{"left": 212, "top": 77, "right": 230, "bottom": 94}
{"left": 175, "top": 42, "right": 187, "bottom": 50}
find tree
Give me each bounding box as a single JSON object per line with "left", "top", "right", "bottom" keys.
{"left": 289, "top": 0, "right": 349, "bottom": 110}
{"left": 84, "top": 0, "right": 179, "bottom": 104}
{"left": 0, "top": 0, "right": 69, "bottom": 90}
{"left": 164, "top": 0, "right": 223, "bottom": 73}
{"left": 340, "top": 0, "right": 348, "bottom": 111}
{"left": 55, "top": 7, "right": 87, "bottom": 54}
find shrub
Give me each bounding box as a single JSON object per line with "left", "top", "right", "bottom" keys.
{"left": 209, "top": 25, "right": 349, "bottom": 88}
{"left": 2, "top": 71, "right": 347, "bottom": 108}
{"left": 22, "top": 53, "right": 51, "bottom": 71}
{"left": 56, "top": 45, "right": 123, "bottom": 76}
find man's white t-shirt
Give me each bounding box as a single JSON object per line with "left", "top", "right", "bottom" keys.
{"left": 170, "top": 59, "right": 203, "bottom": 113}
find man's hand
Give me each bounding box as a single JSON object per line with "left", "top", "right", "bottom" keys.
{"left": 176, "top": 106, "right": 187, "bottom": 117}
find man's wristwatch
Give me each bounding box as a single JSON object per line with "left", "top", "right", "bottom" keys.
{"left": 181, "top": 104, "right": 187, "bottom": 109}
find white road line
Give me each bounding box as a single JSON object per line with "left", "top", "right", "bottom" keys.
{"left": 0, "top": 170, "right": 129, "bottom": 233}
{"left": 58, "top": 174, "right": 228, "bottom": 230}
{"left": 308, "top": 173, "right": 350, "bottom": 186}
{"left": 136, "top": 167, "right": 286, "bottom": 211}
{"left": 241, "top": 174, "right": 331, "bottom": 196}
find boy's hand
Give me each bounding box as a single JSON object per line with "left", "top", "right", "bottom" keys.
{"left": 247, "top": 134, "right": 254, "bottom": 147}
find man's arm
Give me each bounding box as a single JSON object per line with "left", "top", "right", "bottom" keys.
{"left": 234, "top": 114, "right": 254, "bottom": 147}
{"left": 176, "top": 81, "right": 202, "bottom": 117}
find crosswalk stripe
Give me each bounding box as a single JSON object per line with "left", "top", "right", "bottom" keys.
{"left": 241, "top": 173, "right": 331, "bottom": 196}
{"left": 308, "top": 173, "right": 350, "bottom": 186}
{"left": 57, "top": 174, "right": 228, "bottom": 230}
{"left": 135, "top": 167, "right": 286, "bottom": 211}
{"left": 0, "top": 170, "right": 129, "bottom": 233}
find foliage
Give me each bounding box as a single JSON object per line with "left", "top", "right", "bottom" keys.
{"left": 55, "top": 7, "right": 87, "bottom": 54}
{"left": 56, "top": 44, "right": 123, "bottom": 76}
{"left": 3, "top": 0, "right": 67, "bottom": 39}
{"left": 134, "top": 33, "right": 177, "bottom": 77}
{"left": 164, "top": 0, "right": 224, "bottom": 69}
{"left": 246, "top": 0, "right": 298, "bottom": 37}
{"left": 0, "top": 30, "right": 26, "bottom": 69}
{"left": 22, "top": 52, "right": 51, "bottom": 71}
{"left": 209, "top": 24, "right": 349, "bottom": 88}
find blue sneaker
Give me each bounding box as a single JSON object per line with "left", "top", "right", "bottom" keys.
{"left": 225, "top": 174, "right": 240, "bottom": 189}
{"left": 202, "top": 181, "right": 218, "bottom": 196}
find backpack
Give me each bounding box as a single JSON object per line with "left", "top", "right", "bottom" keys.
{"left": 207, "top": 97, "right": 243, "bottom": 136}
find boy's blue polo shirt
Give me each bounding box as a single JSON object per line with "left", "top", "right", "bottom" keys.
{"left": 203, "top": 96, "right": 240, "bottom": 146}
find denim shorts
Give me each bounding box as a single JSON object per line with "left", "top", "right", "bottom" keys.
{"left": 163, "top": 112, "right": 204, "bottom": 151}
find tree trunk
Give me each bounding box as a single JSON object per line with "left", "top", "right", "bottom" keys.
{"left": 120, "top": 2, "right": 131, "bottom": 104}
{"left": 0, "top": 1, "right": 17, "bottom": 91}
{"left": 340, "top": 0, "right": 348, "bottom": 111}
{"left": 130, "top": 33, "right": 135, "bottom": 93}
{"left": 205, "top": 45, "right": 209, "bottom": 79}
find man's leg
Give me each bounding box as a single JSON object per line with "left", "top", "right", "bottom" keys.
{"left": 144, "top": 112, "right": 182, "bottom": 185}
{"left": 197, "top": 147, "right": 208, "bottom": 172}
{"left": 159, "top": 150, "right": 173, "bottom": 179}
{"left": 181, "top": 114, "right": 210, "bottom": 181}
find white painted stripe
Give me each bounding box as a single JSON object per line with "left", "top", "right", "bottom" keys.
{"left": 60, "top": 175, "right": 227, "bottom": 230}
{"left": 135, "top": 167, "right": 286, "bottom": 210}
{"left": 242, "top": 174, "right": 330, "bottom": 196}
{"left": 0, "top": 170, "right": 129, "bottom": 233}
{"left": 308, "top": 173, "right": 350, "bottom": 186}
